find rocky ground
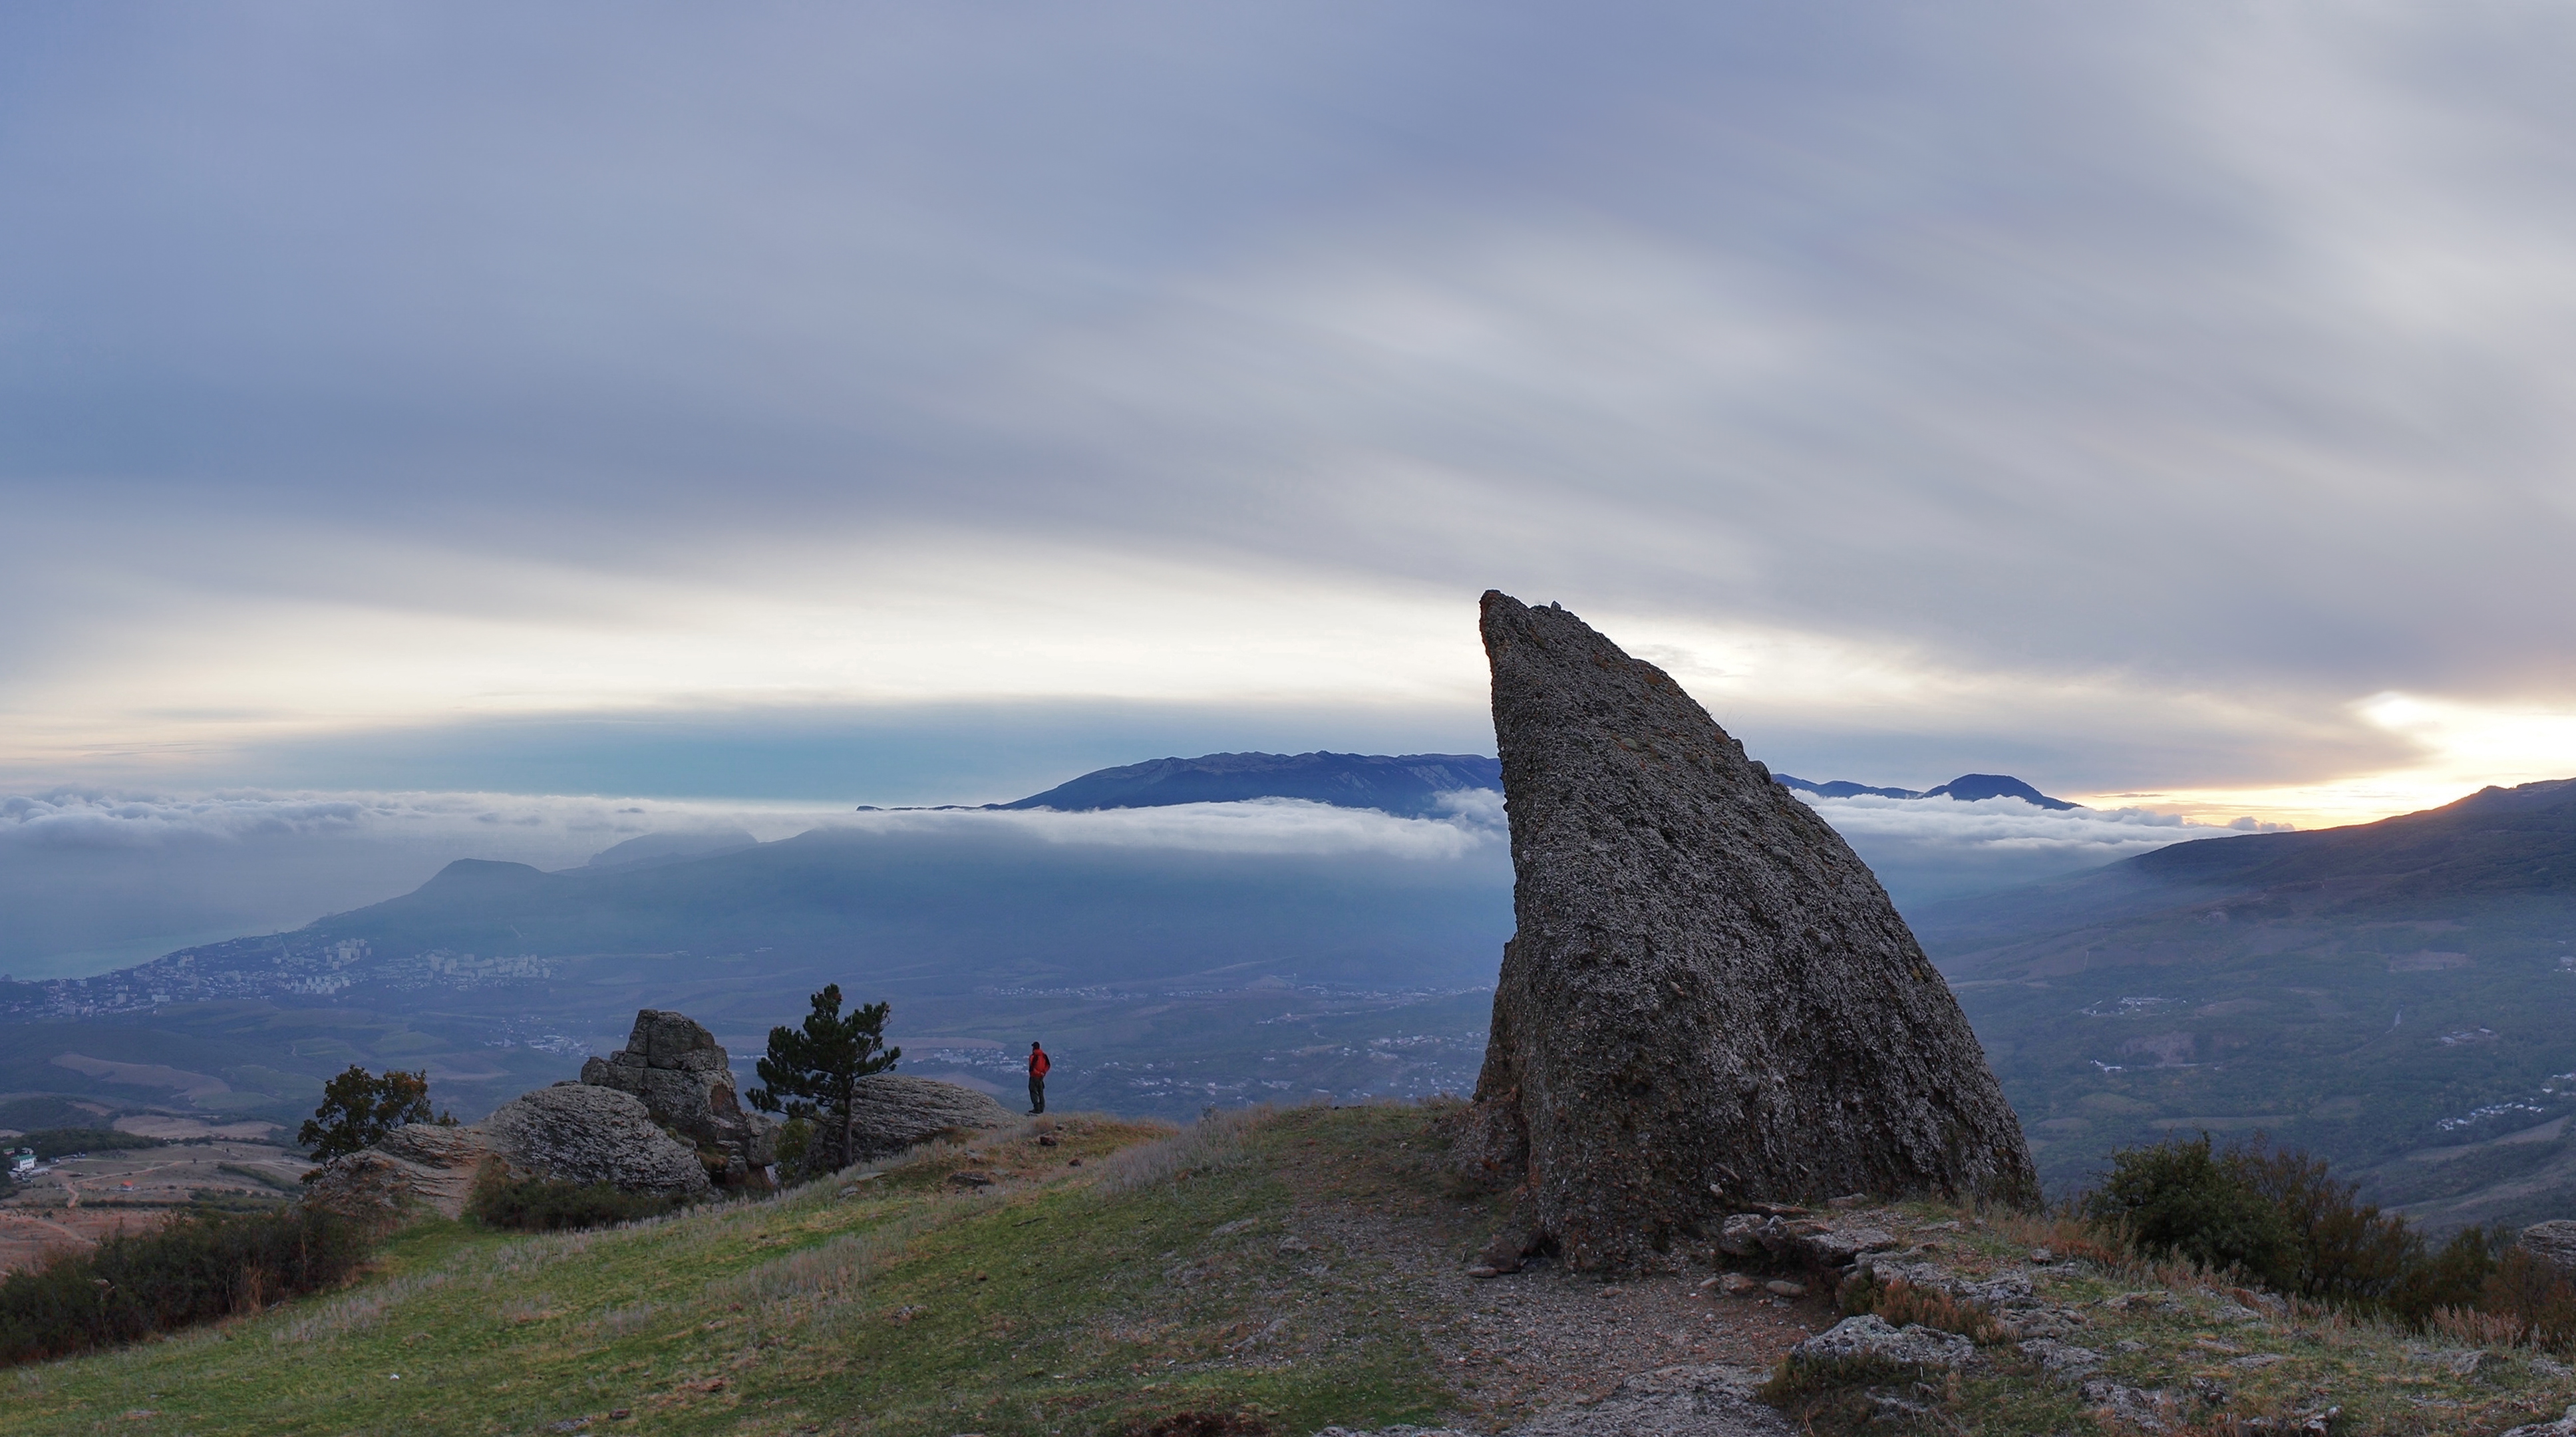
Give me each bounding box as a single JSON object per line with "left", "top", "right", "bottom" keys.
{"left": 1313, "top": 1175, "right": 2576, "bottom": 1436}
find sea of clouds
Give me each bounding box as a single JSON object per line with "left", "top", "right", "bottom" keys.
{"left": 3, "top": 782, "right": 2250, "bottom": 982}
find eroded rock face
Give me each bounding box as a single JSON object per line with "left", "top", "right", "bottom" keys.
{"left": 2521, "top": 1221, "right": 2576, "bottom": 1281}
{"left": 302, "top": 1122, "right": 492, "bottom": 1223}
{"left": 579, "top": 1009, "right": 779, "bottom": 1179}
{"left": 800, "top": 1074, "right": 1015, "bottom": 1172}
{"left": 483, "top": 1083, "right": 714, "bottom": 1198}
{"left": 1466, "top": 592, "right": 2037, "bottom": 1270}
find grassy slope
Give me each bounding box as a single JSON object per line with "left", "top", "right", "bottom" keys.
{"left": 5, "top": 1107, "right": 1492, "bottom": 1437}
{"left": 15, "top": 1104, "right": 2576, "bottom": 1437}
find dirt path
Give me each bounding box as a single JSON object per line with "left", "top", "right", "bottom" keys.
{"left": 1273, "top": 1111, "right": 1827, "bottom": 1430}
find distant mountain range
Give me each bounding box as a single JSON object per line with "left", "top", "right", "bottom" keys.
{"left": 883, "top": 750, "right": 2076, "bottom": 819}
{"left": 0, "top": 809, "right": 1515, "bottom": 1130}
{"left": 1774, "top": 772, "right": 2080, "bottom": 810}
{"left": 1913, "top": 778, "right": 2576, "bottom": 1227}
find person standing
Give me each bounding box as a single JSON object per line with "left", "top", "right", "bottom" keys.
{"left": 1027, "top": 1040, "right": 1050, "bottom": 1115}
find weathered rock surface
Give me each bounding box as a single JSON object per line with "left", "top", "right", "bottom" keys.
{"left": 800, "top": 1074, "right": 1017, "bottom": 1172}
{"left": 483, "top": 1083, "right": 713, "bottom": 1198}
{"left": 1464, "top": 592, "right": 2037, "bottom": 1269}
{"left": 1795, "top": 1315, "right": 1977, "bottom": 1371}
{"left": 302, "top": 1122, "right": 492, "bottom": 1221}
{"left": 2522, "top": 1220, "right": 2576, "bottom": 1280}
{"left": 579, "top": 1009, "right": 779, "bottom": 1180}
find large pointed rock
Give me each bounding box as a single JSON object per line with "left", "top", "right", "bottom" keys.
{"left": 1466, "top": 592, "right": 2036, "bottom": 1270}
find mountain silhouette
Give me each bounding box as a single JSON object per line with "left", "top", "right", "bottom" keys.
{"left": 990, "top": 751, "right": 1500, "bottom": 818}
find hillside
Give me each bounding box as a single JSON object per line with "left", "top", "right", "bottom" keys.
{"left": 0, "top": 823, "right": 1511, "bottom": 1133}
{"left": 15, "top": 1104, "right": 2571, "bottom": 1435}
{"left": 991, "top": 752, "right": 1502, "bottom": 817}
{"left": 1912, "top": 779, "right": 2576, "bottom": 1225}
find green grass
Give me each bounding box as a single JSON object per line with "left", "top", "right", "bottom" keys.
{"left": 4, "top": 1106, "right": 1484, "bottom": 1436}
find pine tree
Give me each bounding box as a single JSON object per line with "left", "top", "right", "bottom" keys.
{"left": 747, "top": 985, "right": 899, "bottom": 1172}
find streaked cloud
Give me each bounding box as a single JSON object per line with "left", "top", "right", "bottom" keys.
{"left": 3, "top": 4, "right": 2573, "bottom": 815}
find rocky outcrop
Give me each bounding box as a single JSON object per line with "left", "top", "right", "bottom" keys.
{"left": 305, "top": 1079, "right": 717, "bottom": 1223}
{"left": 579, "top": 1009, "right": 779, "bottom": 1181}
{"left": 1464, "top": 592, "right": 2037, "bottom": 1271}
{"left": 484, "top": 1083, "right": 714, "bottom": 1198}
{"left": 302, "top": 1122, "right": 492, "bottom": 1222}
{"left": 2521, "top": 1220, "right": 2576, "bottom": 1281}
{"left": 800, "top": 1074, "right": 1016, "bottom": 1172}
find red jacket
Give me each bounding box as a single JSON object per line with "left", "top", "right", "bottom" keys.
{"left": 1029, "top": 1048, "right": 1050, "bottom": 1077}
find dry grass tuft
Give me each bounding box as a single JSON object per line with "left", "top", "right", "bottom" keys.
{"left": 1866, "top": 1275, "right": 2011, "bottom": 1345}
{"left": 704, "top": 1219, "right": 924, "bottom": 1310}
{"left": 270, "top": 1272, "right": 448, "bottom": 1345}
{"left": 1094, "top": 1109, "right": 1260, "bottom": 1195}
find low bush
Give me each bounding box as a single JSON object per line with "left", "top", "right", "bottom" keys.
{"left": 2084, "top": 1133, "right": 2299, "bottom": 1289}
{"left": 0, "top": 1205, "right": 369, "bottom": 1367}
{"left": 2086, "top": 1132, "right": 2566, "bottom": 1349}
{"left": 466, "top": 1164, "right": 687, "bottom": 1232}
{"left": 2480, "top": 1245, "right": 2576, "bottom": 1349}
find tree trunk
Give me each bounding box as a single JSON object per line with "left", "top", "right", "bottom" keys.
{"left": 840, "top": 1074, "right": 854, "bottom": 1175}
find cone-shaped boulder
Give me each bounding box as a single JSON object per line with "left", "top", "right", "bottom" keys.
{"left": 1466, "top": 591, "right": 2036, "bottom": 1270}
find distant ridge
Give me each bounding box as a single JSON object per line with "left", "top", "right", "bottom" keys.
{"left": 989, "top": 751, "right": 1500, "bottom": 818}
{"left": 1774, "top": 770, "right": 2078, "bottom": 810}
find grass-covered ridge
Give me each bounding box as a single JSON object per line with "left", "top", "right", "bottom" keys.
{"left": 12, "top": 1102, "right": 2576, "bottom": 1436}
{"left": 3, "top": 1107, "right": 1485, "bottom": 1436}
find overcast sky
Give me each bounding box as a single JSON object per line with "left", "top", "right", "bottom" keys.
{"left": 7, "top": 2, "right": 2576, "bottom": 826}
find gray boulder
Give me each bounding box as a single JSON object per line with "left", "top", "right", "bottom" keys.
{"left": 1796, "top": 1315, "right": 1977, "bottom": 1371}
{"left": 484, "top": 1083, "right": 713, "bottom": 1199}
{"left": 801, "top": 1074, "right": 1015, "bottom": 1171}
{"left": 1463, "top": 593, "right": 2036, "bottom": 1271}
{"left": 2520, "top": 1220, "right": 2576, "bottom": 1281}
{"left": 579, "top": 1008, "right": 779, "bottom": 1180}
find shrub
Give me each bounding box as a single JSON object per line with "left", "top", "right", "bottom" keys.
{"left": 775, "top": 1114, "right": 811, "bottom": 1166}
{"left": 2479, "top": 1245, "right": 2576, "bottom": 1351}
{"left": 466, "top": 1163, "right": 685, "bottom": 1232}
{"left": 0, "top": 1205, "right": 369, "bottom": 1367}
{"left": 2227, "top": 1136, "right": 2418, "bottom": 1309}
{"left": 2084, "top": 1133, "right": 2299, "bottom": 1288}
{"left": 2383, "top": 1224, "right": 2511, "bottom": 1327}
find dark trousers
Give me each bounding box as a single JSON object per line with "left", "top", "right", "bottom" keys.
{"left": 1028, "top": 1075, "right": 1046, "bottom": 1114}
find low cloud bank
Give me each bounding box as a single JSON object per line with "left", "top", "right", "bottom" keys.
{"left": 1797, "top": 792, "right": 2262, "bottom": 903}
{"left": 832, "top": 789, "right": 1504, "bottom": 860}
{"left": 5, "top": 781, "right": 2251, "bottom": 983}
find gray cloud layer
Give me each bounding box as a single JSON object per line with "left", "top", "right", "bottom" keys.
{"left": 5, "top": 5, "right": 2574, "bottom": 797}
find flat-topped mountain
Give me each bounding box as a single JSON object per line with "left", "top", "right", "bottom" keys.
{"left": 992, "top": 750, "right": 1500, "bottom": 818}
